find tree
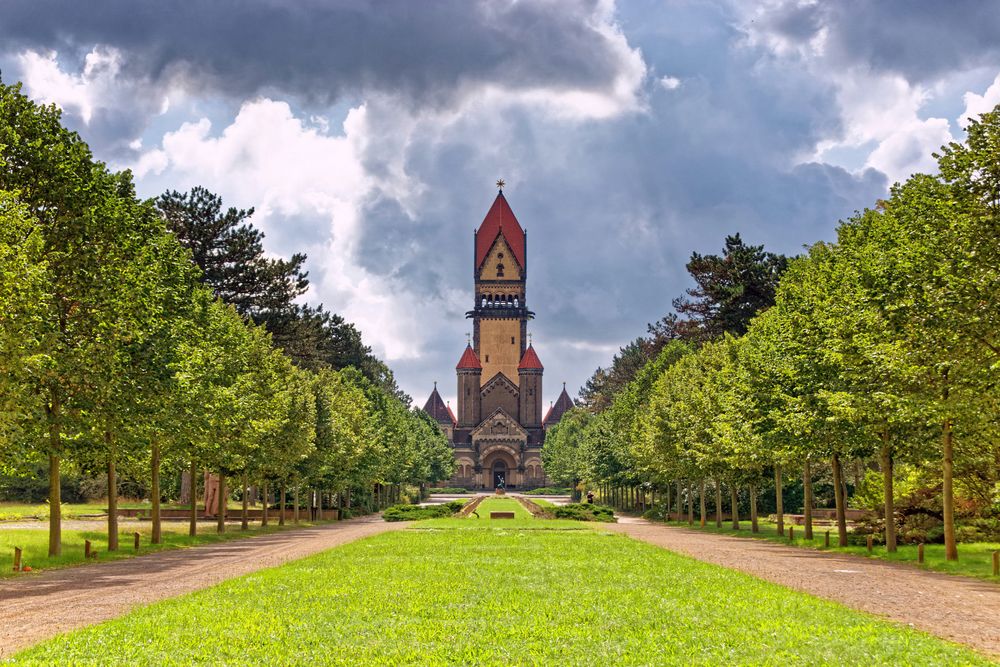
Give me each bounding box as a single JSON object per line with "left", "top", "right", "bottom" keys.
{"left": 157, "top": 186, "right": 308, "bottom": 318}
{"left": 0, "top": 193, "right": 48, "bottom": 465}
{"left": 0, "top": 80, "right": 169, "bottom": 555}
{"left": 542, "top": 407, "right": 591, "bottom": 488}
{"left": 671, "top": 233, "right": 788, "bottom": 342}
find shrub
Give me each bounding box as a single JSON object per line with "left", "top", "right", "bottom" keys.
{"left": 553, "top": 503, "right": 615, "bottom": 522}
{"left": 382, "top": 500, "right": 466, "bottom": 522}
{"left": 428, "top": 487, "right": 472, "bottom": 494}
{"left": 523, "top": 487, "right": 571, "bottom": 495}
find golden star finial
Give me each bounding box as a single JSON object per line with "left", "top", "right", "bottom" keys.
{"left": 496, "top": 178, "right": 505, "bottom": 191}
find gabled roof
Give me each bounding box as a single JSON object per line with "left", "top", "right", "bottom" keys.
{"left": 470, "top": 406, "right": 528, "bottom": 438}
{"left": 422, "top": 384, "right": 455, "bottom": 426}
{"left": 456, "top": 345, "right": 482, "bottom": 370}
{"left": 518, "top": 345, "right": 543, "bottom": 371}
{"left": 480, "top": 371, "right": 519, "bottom": 398}
{"left": 475, "top": 192, "right": 525, "bottom": 270}
{"left": 543, "top": 383, "right": 575, "bottom": 427}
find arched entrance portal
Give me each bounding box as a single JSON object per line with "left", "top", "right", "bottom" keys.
{"left": 492, "top": 460, "right": 507, "bottom": 489}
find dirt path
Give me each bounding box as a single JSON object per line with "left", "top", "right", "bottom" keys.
{"left": 605, "top": 518, "right": 1000, "bottom": 658}
{"left": 0, "top": 516, "right": 404, "bottom": 657}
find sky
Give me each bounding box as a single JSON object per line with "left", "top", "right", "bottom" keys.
{"left": 2, "top": 0, "right": 1000, "bottom": 409}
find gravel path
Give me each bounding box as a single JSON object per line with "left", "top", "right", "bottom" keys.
{"left": 605, "top": 518, "right": 1000, "bottom": 658}
{"left": 0, "top": 515, "right": 404, "bottom": 657}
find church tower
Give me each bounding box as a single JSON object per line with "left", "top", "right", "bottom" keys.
{"left": 469, "top": 189, "right": 531, "bottom": 384}
{"left": 425, "top": 185, "right": 549, "bottom": 490}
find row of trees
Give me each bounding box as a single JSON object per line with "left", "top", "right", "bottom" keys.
{"left": 546, "top": 107, "right": 1000, "bottom": 561}
{"left": 0, "top": 79, "right": 454, "bottom": 556}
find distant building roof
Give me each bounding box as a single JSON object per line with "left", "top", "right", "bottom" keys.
{"left": 421, "top": 384, "right": 456, "bottom": 427}
{"left": 475, "top": 191, "right": 525, "bottom": 270}
{"left": 456, "top": 344, "right": 482, "bottom": 370}
{"left": 543, "top": 383, "right": 575, "bottom": 427}
{"left": 518, "top": 345, "right": 543, "bottom": 371}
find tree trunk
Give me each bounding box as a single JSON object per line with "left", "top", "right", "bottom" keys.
{"left": 106, "top": 432, "right": 118, "bottom": 551}
{"left": 262, "top": 480, "right": 269, "bottom": 527}
{"left": 150, "top": 440, "right": 162, "bottom": 545}
{"left": 749, "top": 484, "right": 759, "bottom": 533}
{"left": 803, "top": 459, "right": 813, "bottom": 540}
{"left": 294, "top": 484, "right": 300, "bottom": 524}
{"left": 189, "top": 456, "right": 198, "bottom": 537}
{"left": 699, "top": 479, "right": 706, "bottom": 527}
{"left": 774, "top": 464, "right": 784, "bottom": 537}
{"left": 715, "top": 478, "right": 722, "bottom": 528}
{"left": 675, "top": 479, "right": 682, "bottom": 521}
{"left": 687, "top": 481, "right": 694, "bottom": 525}
{"left": 280, "top": 485, "right": 286, "bottom": 526}
{"left": 831, "top": 452, "right": 848, "bottom": 547}
{"left": 217, "top": 472, "right": 226, "bottom": 534}
{"left": 664, "top": 484, "right": 671, "bottom": 520}
{"left": 47, "top": 387, "right": 62, "bottom": 557}
{"left": 241, "top": 474, "right": 249, "bottom": 530}
{"left": 179, "top": 469, "right": 192, "bottom": 505}
{"left": 942, "top": 416, "right": 958, "bottom": 561}
{"left": 880, "top": 427, "right": 896, "bottom": 553}
{"left": 730, "top": 484, "right": 740, "bottom": 530}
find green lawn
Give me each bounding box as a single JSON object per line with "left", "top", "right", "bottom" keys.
{"left": 659, "top": 517, "right": 1000, "bottom": 583}
{"left": 12, "top": 519, "right": 990, "bottom": 665}
{"left": 0, "top": 500, "right": 243, "bottom": 521}
{"left": 469, "top": 496, "right": 533, "bottom": 519}
{"left": 0, "top": 520, "right": 326, "bottom": 577}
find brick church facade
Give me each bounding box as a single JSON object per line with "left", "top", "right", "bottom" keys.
{"left": 422, "top": 189, "right": 574, "bottom": 490}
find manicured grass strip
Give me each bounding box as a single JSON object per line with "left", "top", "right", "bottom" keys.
{"left": 0, "top": 521, "right": 326, "bottom": 577}
{"left": 470, "top": 496, "right": 533, "bottom": 519}
{"left": 13, "top": 524, "right": 989, "bottom": 665}
{"left": 0, "top": 501, "right": 248, "bottom": 521}
{"left": 660, "top": 518, "right": 1000, "bottom": 583}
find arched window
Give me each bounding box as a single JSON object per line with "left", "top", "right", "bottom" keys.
{"left": 496, "top": 263, "right": 504, "bottom": 277}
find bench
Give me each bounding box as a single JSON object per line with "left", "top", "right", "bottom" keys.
{"left": 490, "top": 512, "right": 515, "bottom": 519}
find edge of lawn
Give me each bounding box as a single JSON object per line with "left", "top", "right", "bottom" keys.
{"left": 632, "top": 514, "right": 1000, "bottom": 584}
{"left": 0, "top": 517, "right": 345, "bottom": 579}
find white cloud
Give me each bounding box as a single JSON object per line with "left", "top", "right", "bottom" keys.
{"left": 958, "top": 71, "right": 1000, "bottom": 127}
{"left": 17, "top": 47, "right": 169, "bottom": 127}
{"left": 659, "top": 76, "right": 681, "bottom": 90}
{"left": 146, "top": 98, "right": 433, "bottom": 360}
{"left": 818, "top": 70, "right": 952, "bottom": 183}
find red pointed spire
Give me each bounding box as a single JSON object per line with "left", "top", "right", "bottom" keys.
{"left": 475, "top": 192, "right": 525, "bottom": 270}
{"left": 543, "top": 383, "right": 574, "bottom": 426}
{"left": 456, "top": 344, "right": 482, "bottom": 370}
{"left": 422, "top": 385, "right": 455, "bottom": 426}
{"left": 518, "top": 345, "right": 543, "bottom": 371}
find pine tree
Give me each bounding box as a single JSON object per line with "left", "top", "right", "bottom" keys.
{"left": 672, "top": 233, "right": 788, "bottom": 341}
{"left": 157, "top": 186, "right": 308, "bottom": 317}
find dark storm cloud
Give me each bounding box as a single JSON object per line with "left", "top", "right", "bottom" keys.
{"left": 756, "top": 0, "right": 1000, "bottom": 82}
{"left": 0, "top": 0, "right": 626, "bottom": 107}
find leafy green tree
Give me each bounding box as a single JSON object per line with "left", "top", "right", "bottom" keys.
{"left": 542, "top": 407, "right": 591, "bottom": 488}
{"left": 0, "top": 80, "right": 173, "bottom": 555}
{"left": 0, "top": 193, "right": 48, "bottom": 465}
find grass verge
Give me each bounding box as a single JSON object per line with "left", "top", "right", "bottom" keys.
{"left": 655, "top": 517, "right": 1000, "bottom": 583}
{"left": 11, "top": 521, "right": 990, "bottom": 665}
{"left": 0, "top": 520, "right": 327, "bottom": 578}
{"left": 0, "top": 501, "right": 244, "bottom": 521}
